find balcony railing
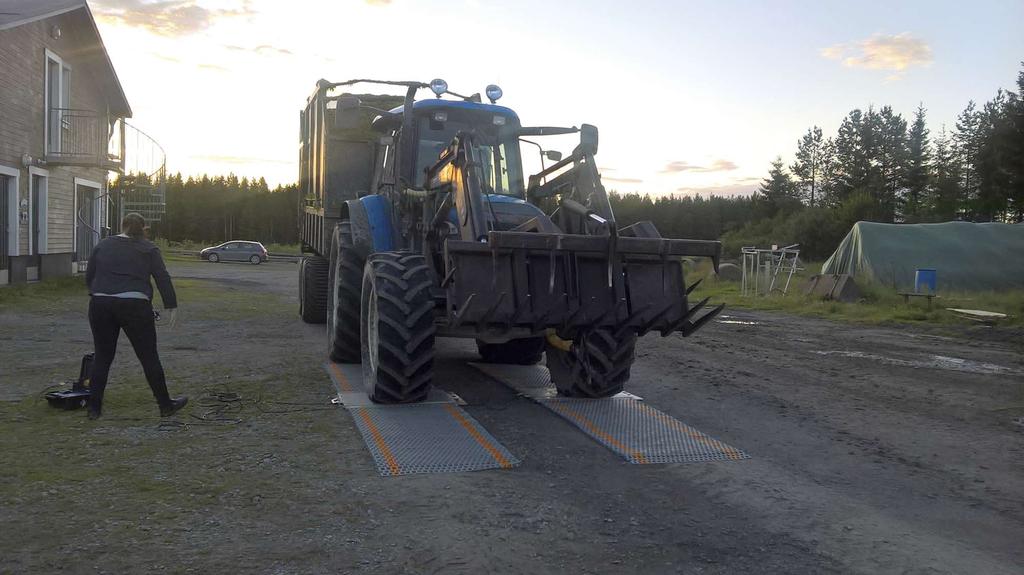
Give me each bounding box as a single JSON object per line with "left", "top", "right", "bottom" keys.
{"left": 46, "top": 108, "right": 125, "bottom": 171}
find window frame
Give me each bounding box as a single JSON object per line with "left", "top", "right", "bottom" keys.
{"left": 43, "top": 49, "right": 72, "bottom": 155}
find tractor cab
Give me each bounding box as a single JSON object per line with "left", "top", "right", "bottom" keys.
{"left": 373, "top": 99, "right": 526, "bottom": 197}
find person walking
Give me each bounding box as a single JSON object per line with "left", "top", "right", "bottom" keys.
{"left": 84, "top": 213, "right": 187, "bottom": 420}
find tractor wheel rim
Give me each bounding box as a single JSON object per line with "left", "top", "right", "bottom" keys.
{"left": 367, "top": 286, "right": 379, "bottom": 374}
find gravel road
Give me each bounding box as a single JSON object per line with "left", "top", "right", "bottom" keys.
{"left": 1, "top": 258, "right": 1021, "bottom": 574}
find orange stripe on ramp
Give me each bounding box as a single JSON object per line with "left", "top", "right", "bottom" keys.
{"left": 546, "top": 402, "right": 649, "bottom": 464}
{"left": 328, "top": 362, "right": 353, "bottom": 392}
{"left": 442, "top": 404, "right": 514, "bottom": 469}
{"left": 629, "top": 401, "right": 744, "bottom": 461}
{"left": 357, "top": 409, "right": 401, "bottom": 475}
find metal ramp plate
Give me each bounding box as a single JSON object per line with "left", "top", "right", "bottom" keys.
{"left": 471, "top": 363, "right": 748, "bottom": 464}
{"left": 326, "top": 362, "right": 519, "bottom": 476}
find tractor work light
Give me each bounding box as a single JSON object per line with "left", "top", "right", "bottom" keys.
{"left": 486, "top": 84, "right": 503, "bottom": 103}
{"left": 429, "top": 78, "right": 448, "bottom": 98}
{"left": 433, "top": 112, "right": 448, "bottom": 122}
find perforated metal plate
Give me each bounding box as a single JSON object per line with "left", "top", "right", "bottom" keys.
{"left": 325, "top": 363, "right": 520, "bottom": 476}
{"left": 471, "top": 363, "right": 748, "bottom": 464}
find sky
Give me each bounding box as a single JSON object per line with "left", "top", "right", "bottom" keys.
{"left": 89, "top": 0, "right": 1024, "bottom": 196}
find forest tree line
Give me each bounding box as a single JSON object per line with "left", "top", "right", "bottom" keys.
{"left": 142, "top": 65, "right": 1022, "bottom": 261}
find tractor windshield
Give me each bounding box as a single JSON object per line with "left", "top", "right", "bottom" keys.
{"left": 415, "top": 115, "right": 525, "bottom": 198}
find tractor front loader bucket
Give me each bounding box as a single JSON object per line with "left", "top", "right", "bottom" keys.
{"left": 443, "top": 231, "right": 724, "bottom": 337}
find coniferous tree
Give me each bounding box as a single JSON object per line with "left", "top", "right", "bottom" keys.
{"left": 756, "top": 157, "right": 799, "bottom": 216}
{"left": 954, "top": 100, "right": 982, "bottom": 216}
{"left": 903, "top": 104, "right": 931, "bottom": 219}
{"left": 875, "top": 106, "right": 908, "bottom": 222}
{"left": 930, "top": 126, "right": 962, "bottom": 221}
{"left": 790, "top": 126, "right": 824, "bottom": 206}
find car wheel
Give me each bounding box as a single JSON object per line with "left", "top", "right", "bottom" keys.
{"left": 208, "top": 253, "right": 219, "bottom": 263}
{"left": 249, "top": 255, "right": 261, "bottom": 265}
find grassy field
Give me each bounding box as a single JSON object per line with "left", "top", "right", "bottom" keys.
{"left": 691, "top": 261, "right": 1024, "bottom": 328}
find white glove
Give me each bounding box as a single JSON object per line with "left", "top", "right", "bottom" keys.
{"left": 166, "top": 308, "right": 178, "bottom": 329}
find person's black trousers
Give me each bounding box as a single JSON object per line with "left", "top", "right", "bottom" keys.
{"left": 88, "top": 296, "right": 171, "bottom": 413}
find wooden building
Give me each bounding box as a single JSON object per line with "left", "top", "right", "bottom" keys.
{"left": 0, "top": 0, "right": 131, "bottom": 284}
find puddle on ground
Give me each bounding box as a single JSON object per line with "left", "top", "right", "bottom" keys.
{"left": 812, "top": 350, "right": 1017, "bottom": 376}
{"left": 716, "top": 315, "right": 760, "bottom": 326}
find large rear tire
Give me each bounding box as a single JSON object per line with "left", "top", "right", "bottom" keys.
{"left": 300, "top": 256, "right": 329, "bottom": 324}
{"left": 476, "top": 337, "right": 545, "bottom": 365}
{"left": 361, "top": 253, "right": 436, "bottom": 404}
{"left": 328, "top": 222, "right": 363, "bottom": 363}
{"left": 546, "top": 328, "right": 637, "bottom": 398}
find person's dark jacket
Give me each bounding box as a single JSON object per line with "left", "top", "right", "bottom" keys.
{"left": 85, "top": 236, "right": 177, "bottom": 309}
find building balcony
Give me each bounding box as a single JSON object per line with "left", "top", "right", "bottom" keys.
{"left": 44, "top": 108, "right": 126, "bottom": 172}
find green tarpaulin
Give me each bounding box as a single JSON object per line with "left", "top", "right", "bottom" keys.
{"left": 821, "top": 221, "right": 1024, "bottom": 291}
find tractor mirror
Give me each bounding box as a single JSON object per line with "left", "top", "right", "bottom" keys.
{"left": 545, "top": 150, "right": 563, "bottom": 161}
{"left": 579, "top": 124, "right": 599, "bottom": 155}
{"left": 334, "top": 95, "right": 363, "bottom": 130}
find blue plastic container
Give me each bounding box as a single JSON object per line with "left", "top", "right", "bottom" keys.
{"left": 915, "top": 269, "right": 937, "bottom": 293}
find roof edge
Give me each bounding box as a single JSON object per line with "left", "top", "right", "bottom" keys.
{"left": 0, "top": 1, "right": 86, "bottom": 31}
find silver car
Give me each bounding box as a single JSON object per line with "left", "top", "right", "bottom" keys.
{"left": 200, "top": 241, "right": 268, "bottom": 264}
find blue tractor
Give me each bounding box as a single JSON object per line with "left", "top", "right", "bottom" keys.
{"left": 298, "top": 79, "right": 722, "bottom": 403}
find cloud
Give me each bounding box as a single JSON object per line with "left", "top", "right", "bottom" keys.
{"left": 602, "top": 176, "right": 644, "bottom": 184}
{"left": 676, "top": 182, "right": 758, "bottom": 197}
{"left": 198, "top": 63, "right": 228, "bottom": 72}
{"left": 660, "top": 159, "right": 738, "bottom": 174}
{"left": 225, "top": 44, "right": 293, "bottom": 56}
{"left": 92, "top": 0, "right": 256, "bottom": 36}
{"left": 365, "top": 0, "right": 391, "bottom": 5}
{"left": 821, "top": 33, "right": 932, "bottom": 77}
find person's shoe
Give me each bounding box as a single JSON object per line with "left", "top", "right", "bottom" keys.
{"left": 160, "top": 396, "right": 188, "bottom": 417}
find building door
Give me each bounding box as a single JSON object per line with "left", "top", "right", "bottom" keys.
{"left": 75, "top": 182, "right": 99, "bottom": 262}
{"left": 30, "top": 172, "right": 47, "bottom": 255}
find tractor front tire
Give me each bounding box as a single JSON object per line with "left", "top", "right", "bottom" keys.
{"left": 476, "top": 337, "right": 546, "bottom": 365}
{"left": 361, "top": 253, "right": 436, "bottom": 404}
{"left": 300, "top": 256, "right": 329, "bottom": 324}
{"left": 328, "top": 221, "right": 363, "bottom": 363}
{"left": 546, "top": 328, "right": 637, "bottom": 398}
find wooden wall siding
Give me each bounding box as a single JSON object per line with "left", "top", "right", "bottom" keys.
{"left": 0, "top": 10, "right": 118, "bottom": 257}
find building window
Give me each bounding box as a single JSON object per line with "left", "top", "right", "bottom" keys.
{"left": 45, "top": 50, "right": 71, "bottom": 154}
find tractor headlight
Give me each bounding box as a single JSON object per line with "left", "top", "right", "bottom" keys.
{"left": 429, "top": 78, "right": 448, "bottom": 98}
{"left": 485, "top": 84, "right": 503, "bottom": 103}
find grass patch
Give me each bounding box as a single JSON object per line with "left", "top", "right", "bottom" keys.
{"left": 693, "top": 261, "right": 1024, "bottom": 328}
{"left": 0, "top": 275, "right": 87, "bottom": 309}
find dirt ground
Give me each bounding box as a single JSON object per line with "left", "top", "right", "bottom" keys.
{"left": 1, "top": 259, "right": 1022, "bottom": 574}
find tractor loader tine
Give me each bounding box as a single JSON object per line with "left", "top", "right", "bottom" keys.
{"left": 679, "top": 303, "right": 726, "bottom": 337}
{"left": 561, "top": 300, "right": 585, "bottom": 333}
{"left": 636, "top": 302, "right": 676, "bottom": 338}
{"left": 450, "top": 293, "right": 477, "bottom": 329}
{"left": 588, "top": 299, "right": 626, "bottom": 331}
{"left": 615, "top": 303, "right": 654, "bottom": 339}
{"left": 477, "top": 292, "right": 507, "bottom": 332}
{"left": 686, "top": 278, "right": 703, "bottom": 295}
{"left": 440, "top": 266, "right": 458, "bottom": 288}
{"left": 503, "top": 295, "right": 529, "bottom": 331}
{"left": 659, "top": 297, "right": 710, "bottom": 337}
{"left": 532, "top": 293, "right": 568, "bottom": 333}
